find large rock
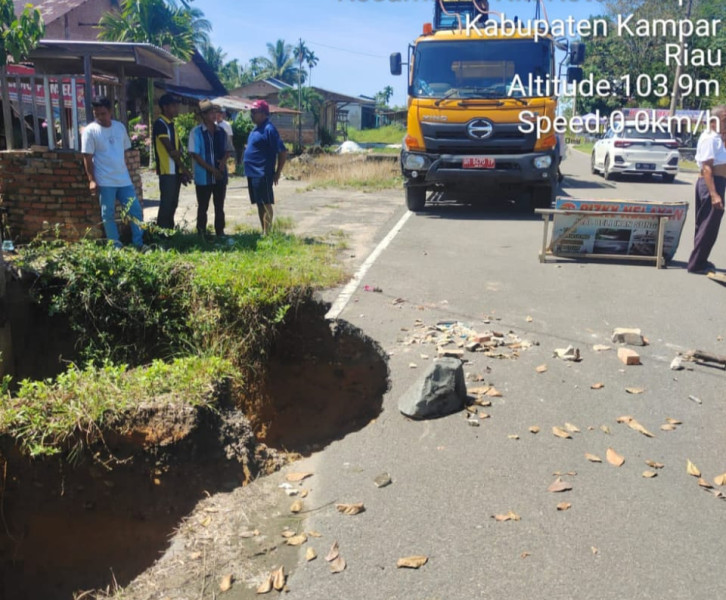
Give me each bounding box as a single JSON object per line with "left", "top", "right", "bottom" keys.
{"left": 398, "top": 358, "right": 467, "bottom": 419}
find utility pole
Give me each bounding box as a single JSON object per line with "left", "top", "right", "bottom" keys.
{"left": 669, "top": 0, "right": 693, "bottom": 116}
{"left": 297, "top": 38, "right": 303, "bottom": 152}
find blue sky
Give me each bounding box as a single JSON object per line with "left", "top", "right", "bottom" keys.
{"left": 194, "top": 0, "right": 609, "bottom": 106}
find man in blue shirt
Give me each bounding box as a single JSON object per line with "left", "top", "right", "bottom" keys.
{"left": 243, "top": 100, "right": 287, "bottom": 236}
{"left": 188, "top": 100, "right": 233, "bottom": 238}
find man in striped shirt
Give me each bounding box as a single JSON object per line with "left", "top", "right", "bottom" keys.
{"left": 188, "top": 100, "right": 233, "bottom": 238}
{"left": 152, "top": 94, "right": 191, "bottom": 230}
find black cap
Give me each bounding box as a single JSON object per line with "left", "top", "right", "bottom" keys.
{"left": 158, "top": 93, "right": 180, "bottom": 108}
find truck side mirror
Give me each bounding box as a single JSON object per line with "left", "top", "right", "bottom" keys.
{"left": 390, "top": 53, "right": 402, "bottom": 76}
{"left": 569, "top": 42, "right": 586, "bottom": 65}
{"left": 567, "top": 67, "right": 584, "bottom": 84}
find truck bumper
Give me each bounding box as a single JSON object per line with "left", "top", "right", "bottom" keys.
{"left": 402, "top": 150, "right": 557, "bottom": 187}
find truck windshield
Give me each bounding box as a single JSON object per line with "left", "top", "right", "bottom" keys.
{"left": 412, "top": 39, "right": 553, "bottom": 99}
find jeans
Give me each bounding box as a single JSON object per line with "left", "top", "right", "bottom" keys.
{"left": 195, "top": 183, "right": 226, "bottom": 236}
{"left": 157, "top": 174, "right": 182, "bottom": 229}
{"left": 98, "top": 185, "right": 144, "bottom": 248}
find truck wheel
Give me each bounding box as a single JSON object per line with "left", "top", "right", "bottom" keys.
{"left": 531, "top": 185, "right": 555, "bottom": 210}
{"left": 406, "top": 186, "right": 427, "bottom": 212}
{"left": 590, "top": 152, "right": 598, "bottom": 174}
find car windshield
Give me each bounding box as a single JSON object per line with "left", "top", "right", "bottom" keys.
{"left": 411, "top": 39, "right": 553, "bottom": 99}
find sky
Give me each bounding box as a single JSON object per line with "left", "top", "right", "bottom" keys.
{"left": 194, "top": 0, "right": 610, "bottom": 107}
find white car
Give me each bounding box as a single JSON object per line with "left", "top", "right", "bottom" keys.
{"left": 591, "top": 123, "right": 679, "bottom": 182}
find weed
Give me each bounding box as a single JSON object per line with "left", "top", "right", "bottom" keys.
{"left": 286, "top": 154, "right": 402, "bottom": 191}
{"left": 345, "top": 124, "right": 406, "bottom": 145}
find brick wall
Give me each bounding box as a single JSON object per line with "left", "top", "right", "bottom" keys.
{"left": 0, "top": 149, "right": 144, "bottom": 244}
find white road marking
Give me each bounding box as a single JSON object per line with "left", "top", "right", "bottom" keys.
{"left": 326, "top": 209, "right": 413, "bottom": 320}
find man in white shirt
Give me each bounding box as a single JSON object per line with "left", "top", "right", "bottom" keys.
{"left": 687, "top": 105, "right": 726, "bottom": 273}
{"left": 81, "top": 96, "right": 145, "bottom": 249}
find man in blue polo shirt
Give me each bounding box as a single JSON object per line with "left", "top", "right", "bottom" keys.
{"left": 243, "top": 100, "right": 287, "bottom": 236}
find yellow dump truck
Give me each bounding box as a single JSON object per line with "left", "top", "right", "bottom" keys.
{"left": 390, "top": 0, "right": 584, "bottom": 211}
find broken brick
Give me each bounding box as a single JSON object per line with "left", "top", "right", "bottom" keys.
{"left": 612, "top": 328, "right": 646, "bottom": 346}
{"left": 618, "top": 347, "right": 641, "bottom": 365}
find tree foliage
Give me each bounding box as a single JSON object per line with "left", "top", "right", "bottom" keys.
{"left": 578, "top": 0, "right": 725, "bottom": 113}
{"left": 0, "top": 0, "right": 45, "bottom": 67}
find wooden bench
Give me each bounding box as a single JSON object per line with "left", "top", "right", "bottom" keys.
{"left": 535, "top": 208, "right": 671, "bottom": 269}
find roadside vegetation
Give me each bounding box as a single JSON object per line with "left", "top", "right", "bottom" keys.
{"left": 286, "top": 154, "right": 402, "bottom": 191}
{"left": 346, "top": 124, "right": 405, "bottom": 145}
{"left": 1, "top": 231, "right": 345, "bottom": 460}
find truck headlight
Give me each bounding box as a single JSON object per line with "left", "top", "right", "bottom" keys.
{"left": 534, "top": 156, "right": 553, "bottom": 169}
{"left": 403, "top": 153, "right": 427, "bottom": 170}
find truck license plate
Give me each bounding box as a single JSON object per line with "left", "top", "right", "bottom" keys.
{"left": 463, "top": 156, "right": 495, "bottom": 169}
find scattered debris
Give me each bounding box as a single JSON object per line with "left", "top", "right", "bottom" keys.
{"left": 492, "top": 511, "right": 521, "bottom": 522}
{"left": 220, "top": 574, "right": 233, "bottom": 592}
{"left": 290, "top": 500, "right": 304, "bottom": 514}
{"left": 618, "top": 348, "right": 641, "bottom": 365}
{"left": 557, "top": 502, "right": 572, "bottom": 511}
{"left": 363, "top": 285, "right": 383, "bottom": 293}
{"left": 617, "top": 416, "right": 655, "bottom": 437}
{"left": 325, "top": 542, "right": 340, "bottom": 562}
{"left": 670, "top": 356, "right": 685, "bottom": 371}
{"left": 306, "top": 547, "right": 317, "bottom": 561}
{"left": 593, "top": 344, "right": 611, "bottom": 352}
{"left": 625, "top": 387, "right": 645, "bottom": 395}
{"left": 714, "top": 474, "right": 726, "bottom": 486}
{"left": 606, "top": 448, "right": 625, "bottom": 467}
{"left": 688, "top": 395, "right": 702, "bottom": 405}
{"left": 642, "top": 470, "right": 658, "bottom": 479}
{"left": 397, "top": 556, "right": 428, "bottom": 569}
{"left": 548, "top": 478, "right": 573, "bottom": 493}
{"left": 684, "top": 349, "right": 726, "bottom": 370}
{"left": 374, "top": 473, "right": 392, "bottom": 488}
{"left": 336, "top": 503, "right": 365, "bottom": 515}
{"left": 612, "top": 328, "right": 646, "bottom": 346}
{"left": 585, "top": 453, "right": 602, "bottom": 463}
{"left": 529, "top": 426, "right": 540, "bottom": 434}
{"left": 687, "top": 460, "right": 701, "bottom": 478}
{"left": 553, "top": 345, "right": 581, "bottom": 361}
{"left": 552, "top": 426, "right": 572, "bottom": 439}
{"left": 329, "top": 556, "right": 346, "bottom": 574}
{"left": 286, "top": 472, "right": 313, "bottom": 483}
{"left": 591, "top": 382, "right": 605, "bottom": 390}
{"left": 645, "top": 460, "right": 664, "bottom": 469}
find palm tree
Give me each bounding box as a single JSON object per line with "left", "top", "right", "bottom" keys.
{"left": 305, "top": 50, "right": 319, "bottom": 86}
{"left": 256, "top": 39, "right": 302, "bottom": 85}
{"left": 200, "top": 42, "right": 227, "bottom": 74}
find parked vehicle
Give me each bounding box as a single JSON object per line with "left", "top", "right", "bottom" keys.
{"left": 591, "top": 123, "right": 679, "bottom": 183}
{"left": 390, "top": 0, "right": 585, "bottom": 212}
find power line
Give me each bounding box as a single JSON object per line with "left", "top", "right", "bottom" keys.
{"left": 306, "top": 40, "right": 387, "bottom": 59}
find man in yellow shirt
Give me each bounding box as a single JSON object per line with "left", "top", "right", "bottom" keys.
{"left": 153, "top": 94, "right": 191, "bottom": 229}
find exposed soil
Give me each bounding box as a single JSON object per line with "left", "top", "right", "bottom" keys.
{"left": 0, "top": 300, "right": 389, "bottom": 599}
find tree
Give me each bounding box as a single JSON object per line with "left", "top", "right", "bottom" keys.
{"left": 375, "top": 86, "right": 394, "bottom": 108}
{"left": 200, "top": 42, "right": 226, "bottom": 73}
{"left": 0, "top": 0, "right": 45, "bottom": 148}
{"left": 256, "top": 39, "right": 303, "bottom": 85}
{"left": 99, "top": 0, "right": 203, "bottom": 129}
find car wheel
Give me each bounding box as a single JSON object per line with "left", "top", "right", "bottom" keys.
{"left": 662, "top": 173, "right": 676, "bottom": 183}
{"left": 590, "top": 152, "right": 598, "bottom": 174}
{"left": 603, "top": 156, "right": 615, "bottom": 181}
{"left": 406, "top": 186, "right": 427, "bottom": 212}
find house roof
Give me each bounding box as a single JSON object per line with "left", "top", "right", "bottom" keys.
{"left": 190, "top": 49, "right": 227, "bottom": 96}
{"left": 312, "top": 86, "right": 376, "bottom": 105}
{"left": 29, "top": 40, "right": 182, "bottom": 78}
{"left": 13, "top": 0, "right": 89, "bottom": 26}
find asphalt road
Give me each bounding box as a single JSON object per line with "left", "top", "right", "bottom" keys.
{"left": 282, "top": 151, "right": 726, "bottom": 600}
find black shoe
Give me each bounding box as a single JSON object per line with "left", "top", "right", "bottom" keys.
{"left": 688, "top": 263, "right": 716, "bottom": 274}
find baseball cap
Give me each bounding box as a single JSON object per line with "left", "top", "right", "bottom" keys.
{"left": 158, "top": 93, "right": 180, "bottom": 107}
{"left": 250, "top": 100, "right": 270, "bottom": 115}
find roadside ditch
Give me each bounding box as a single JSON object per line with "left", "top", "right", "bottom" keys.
{"left": 0, "top": 276, "right": 389, "bottom": 599}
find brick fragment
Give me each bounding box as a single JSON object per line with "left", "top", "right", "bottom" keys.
{"left": 618, "top": 348, "right": 641, "bottom": 366}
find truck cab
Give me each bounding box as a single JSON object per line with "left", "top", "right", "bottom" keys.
{"left": 391, "top": 0, "right": 584, "bottom": 211}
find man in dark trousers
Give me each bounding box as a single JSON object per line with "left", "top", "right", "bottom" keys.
{"left": 687, "top": 106, "right": 726, "bottom": 274}
{"left": 243, "top": 100, "right": 287, "bottom": 236}
{"left": 188, "top": 100, "right": 233, "bottom": 238}
{"left": 152, "top": 93, "right": 191, "bottom": 230}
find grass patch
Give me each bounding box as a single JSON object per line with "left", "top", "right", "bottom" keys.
{"left": 0, "top": 356, "right": 236, "bottom": 459}
{"left": 287, "top": 154, "right": 402, "bottom": 191}
{"left": 371, "top": 146, "right": 401, "bottom": 155}
{"left": 346, "top": 125, "right": 406, "bottom": 145}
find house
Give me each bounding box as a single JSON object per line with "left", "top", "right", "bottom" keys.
{"left": 14, "top": 0, "right": 227, "bottom": 111}
{"left": 230, "top": 78, "right": 376, "bottom": 141}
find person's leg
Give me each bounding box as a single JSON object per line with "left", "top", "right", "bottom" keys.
{"left": 98, "top": 186, "right": 122, "bottom": 248}
{"left": 256, "top": 203, "right": 266, "bottom": 231}
{"left": 196, "top": 185, "right": 212, "bottom": 236}
{"left": 263, "top": 175, "right": 275, "bottom": 235}
{"left": 212, "top": 181, "right": 226, "bottom": 236}
{"left": 157, "top": 175, "right": 177, "bottom": 229}
{"left": 118, "top": 184, "right": 144, "bottom": 248}
{"left": 248, "top": 177, "right": 266, "bottom": 231}
{"left": 688, "top": 177, "right": 725, "bottom": 271}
